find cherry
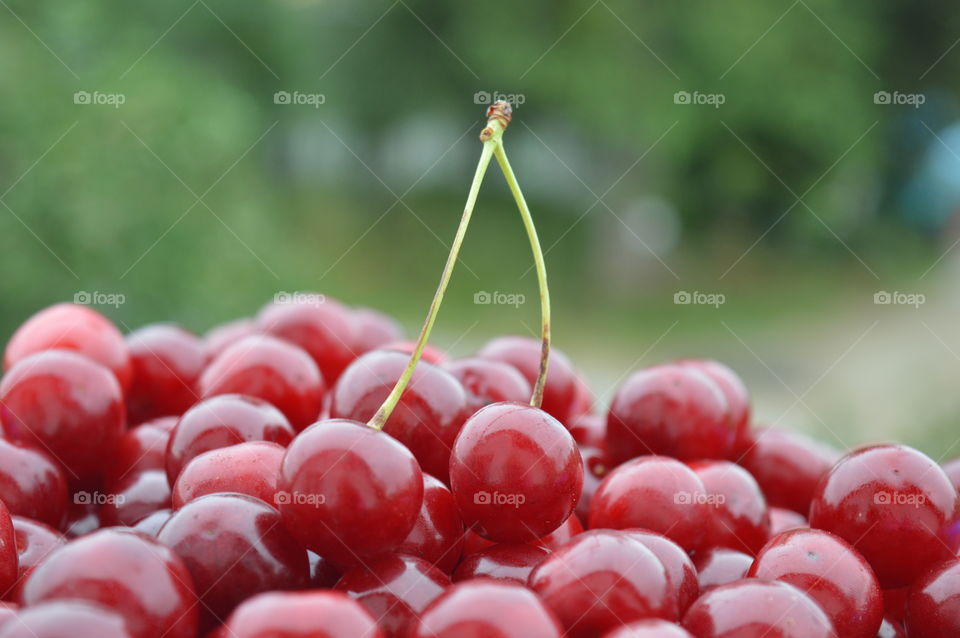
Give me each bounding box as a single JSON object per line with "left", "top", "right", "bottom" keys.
{"left": 350, "top": 307, "right": 404, "bottom": 355}
{"left": 588, "top": 455, "right": 710, "bottom": 552}
{"left": 692, "top": 548, "right": 753, "bottom": 592}
{"left": 202, "top": 318, "right": 255, "bottom": 362}
{"left": 883, "top": 586, "right": 908, "bottom": 623}
{"left": 453, "top": 543, "right": 549, "bottom": 584}
{"left": 165, "top": 394, "right": 295, "bottom": 485}
{"left": 688, "top": 459, "right": 770, "bottom": 554}
{"left": 536, "top": 513, "right": 584, "bottom": 550}
{"left": 394, "top": 474, "right": 464, "bottom": 573}
{"left": 878, "top": 617, "right": 907, "bottom": 638}
{"left": 450, "top": 402, "right": 582, "bottom": 543}
{"left": 62, "top": 498, "right": 99, "bottom": 538}
{"left": 605, "top": 363, "right": 731, "bottom": 465}
{"left": 808, "top": 444, "right": 958, "bottom": 588}
{"left": 904, "top": 558, "right": 960, "bottom": 637}
{"left": 769, "top": 507, "right": 807, "bottom": 536}
{"left": 0, "top": 350, "right": 125, "bottom": 485}
{"left": 444, "top": 357, "right": 531, "bottom": 413}
{"left": 107, "top": 417, "right": 176, "bottom": 486}
{"left": 125, "top": 324, "right": 204, "bottom": 424}
{"left": 567, "top": 373, "right": 594, "bottom": 421}
{"left": 0, "top": 600, "right": 133, "bottom": 638}
{"left": 0, "top": 602, "right": 14, "bottom": 628}
{"left": 3, "top": 303, "right": 132, "bottom": 391}
{"left": 677, "top": 358, "right": 750, "bottom": 435}
{"left": 0, "top": 438, "right": 68, "bottom": 527}
{"left": 100, "top": 470, "right": 171, "bottom": 527}
{"left": 568, "top": 413, "right": 604, "bottom": 449}
{"left": 171, "top": 441, "right": 284, "bottom": 508}
{"left": 942, "top": 456, "right": 960, "bottom": 494}
{"left": 383, "top": 341, "right": 447, "bottom": 365}
{"left": 748, "top": 528, "right": 882, "bottom": 638}
{"left": 410, "top": 579, "right": 562, "bottom": 638}
{"left": 309, "top": 551, "right": 341, "bottom": 588}
{"left": 336, "top": 554, "right": 450, "bottom": 638}
{"left": 7, "top": 516, "right": 65, "bottom": 598}
{"left": 130, "top": 509, "right": 171, "bottom": 537}
{"left": 0, "top": 504, "right": 15, "bottom": 598}
{"left": 601, "top": 621, "right": 694, "bottom": 638}
{"left": 21, "top": 528, "right": 197, "bottom": 638}
{"left": 462, "top": 529, "right": 496, "bottom": 554}
{"left": 575, "top": 444, "right": 610, "bottom": 522}
{"left": 622, "top": 530, "right": 699, "bottom": 616}
{"left": 157, "top": 492, "right": 308, "bottom": 628}
{"left": 330, "top": 349, "right": 468, "bottom": 481}
{"left": 218, "top": 590, "right": 384, "bottom": 638}
{"left": 278, "top": 418, "right": 423, "bottom": 569}
{"left": 199, "top": 334, "right": 325, "bottom": 431}
{"left": 681, "top": 579, "right": 836, "bottom": 637}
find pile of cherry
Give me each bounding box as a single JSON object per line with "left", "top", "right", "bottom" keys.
{"left": 0, "top": 300, "right": 958, "bottom": 638}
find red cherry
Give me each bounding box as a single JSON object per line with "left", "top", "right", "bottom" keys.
{"left": 748, "top": 528, "right": 882, "bottom": 638}
{"left": 383, "top": 341, "right": 446, "bottom": 365}
{"left": 308, "top": 551, "right": 341, "bottom": 588}
{"left": 21, "top": 528, "right": 197, "bottom": 638}
{"left": 462, "top": 529, "right": 495, "bottom": 554}
{"left": 536, "top": 513, "right": 584, "bottom": 550}
{"left": 202, "top": 318, "right": 255, "bottom": 362}
{"left": 883, "top": 586, "right": 908, "bottom": 623}
{"left": 692, "top": 547, "right": 753, "bottom": 592}
{"left": 0, "top": 600, "right": 132, "bottom": 638}
{"left": 199, "top": 334, "right": 325, "bottom": 431}
{"left": 4, "top": 303, "right": 132, "bottom": 391}
{"left": 157, "top": 493, "right": 308, "bottom": 628}
{"left": 622, "top": 529, "right": 699, "bottom": 616}
{"left": 677, "top": 358, "right": 750, "bottom": 435}
{"left": 410, "top": 579, "right": 563, "bottom": 638}
{"left": 444, "top": 357, "right": 531, "bottom": 413}
{"left": 0, "top": 351, "right": 125, "bottom": 485}
{"left": 335, "top": 554, "right": 450, "bottom": 638}
{"left": 601, "top": 620, "right": 694, "bottom": 637}
{"left": 904, "top": 558, "right": 960, "bottom": 637}
{"left": 575, "top": 445, "right": 610, "bottom": 522}
{"left": 0, "top": 602, "right": 14, "bottom": 627}
{"left": 450, "top": 402, "right": 582, "bottom": 543}
{"left": 330, "top": 350, "right": 468, "bottom": 481}
{"left": 350, "top": 308, "right": 404, "bottom": 355}
{"left": 219, "top": 590, "right": 384, "bottom": 638}
{"left": 688, "top": 460, "right": 770, "bottom": 554}
{"left": 0, "top": 438, "right": 68, "bottom": 528}
{"left": 130, "top": 509, "right": 171, "bottom": 537}
{"left": 394, "top": 474, "right": 464, "bottom": 573}
{"left": 453, "top": 543, "right": 549, "bottom": 584}
{"left": 100, "top": 470, "right": 170, "bottom": 527}
{"left": 172, "top": 441, "right": 284, "bottom": 508}
{"left": 107, "top": 417, "right": 176, "bottom": 486}
{"left": 0, "top": 504, "right": 16, "bottom": 598}
{"left": 769, "top": 507, "right": 807, "bottom": 536}
{"left": 62, "top": 498, "right": 99, "bottom": 538}
{"left": 681, "top": 579, "right": 837, "bottom": 637}
{"left": 942, "top": 456, "right": 960, "bottom": 493}
{"left": 878, "top": 616, "right": 907, "bottom": 638}
{"left": 808, "top": 444, "right": 958, "bottom": 588}
{"left": 568, "top": 413, "right": 604, "bottom": 448}
{"left": 278, "top": 419, "right": 424, "bottom": 569}
{"left": 125, "top": 324, "right": 204, "bottom": 424}
{"left": 567, "top": 373, "right": 594, "bottom": 421}
{"left": 588, "top": 455, "right": 710, "bottom": 552}
{"left": 165, "top": 394, "right": 295, "bottom": 485}
{"left": 8, "top": 516, "right": 65, "bottom": 598}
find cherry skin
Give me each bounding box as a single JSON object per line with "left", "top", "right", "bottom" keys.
{"left": 335, "top": 554, "right": 450, "bottom": 638}
{"left": 3, "top": 303, "right": 132, "bottom": 391}
{"left": 622, "top": 530, "right": 699, "bottom": 616}
{"left": 0, "top": 600, "right": 133, "bottom": 638}
{"left": 394, "top": 474, "right": 464, "bottom": 573}
{"left": 453, "top": 543, "right": 549, "bottom": 584}
{"left": 449, "top": 402, "right": 583, "bottom": 543}
{"left": 688, "top": 460, "right": 770, "bottom": 554}
{"left": 748, "top": 528, "right": 882, "bottom": 638}
{"left": 309, "top": 551, "right": 342, "bottom": 588}
{"left": 677, "top": 358, "right": 750, "bottom": 436}
{"left": 692, "top": 548, "right": 753, "bottom": 592}
{"left": 62, "top": 498, "right": 99, "bottom": 538}
{"left": 808, "top": 444, "right": 958, "bottom": 588}
{"left": 444, "top": 357, "right": 531, "bottom": 413}
{"left": 588, "top": 455, "right": 710, "bottom": 552}
{"left": 567, "top": 373, "right": 594, "bottom": 421}
{"left": 21, "top": 528, "right": 198, "bottom": 638}
{"left": 536, "top": 513, "right": 584, "bottom": 550}
{"left": 218, "top": 590, "right": 384, "bottom": 638}
{"left": 100, "top": 470, "right": 171, "bottom": 527}
{"left": 0, "top": 350, "right": 125, "bottom": 486}
{"left": 383, "top": 341, "right": 447, "bottom": 365}
{"left": 601, "top": 621, "right": 694, "bottom": 638}
{"left": 278, "top": 418, "right": 424, "bottom": 569}
{"left": 157, "top": 492, "right": 308, "bottom": 628}
{"left": 107, "top": 417, "right": 176, "bottom": 486}
{"left": 199, "top": 334, "right": 325, "bottom": 431}
{"left": 350, "top": 307, "right": 404, "bottom": 355}
{"left": 172, "top": 441, "right": 284, "bottom": 508}
{"left": 605, "top": 363, "right": 731, "bottom": 465}
{"left": 575, "top": 445, "right": 610, "bottom": 522}
{"left": 165, "top": 394, "right": 295, "bottom": 485}
{"left": 330, "top": 349, "right": 468, "bottom": 481}
{"left": 130, "top": 509, "right": 171, "bottom": 537}
{"left": 202, "top": 318, "right": 255, "bottom": 362}
{"left": 125, "top": 324, "right": 204, "bottom": 424}
{"left": 0, "top": 438, "right": 68, "bottom": 528}
{"left": 769, "top": 507, "right": 807, "bottom": 536}
{"left": 8, "top": 516, "right": 65, "bottom": 598}
{"left": 0, "top": 503, "right": 15, "bottom": 598}
{"left": 569, "top": 413, "right": 605, "bottom": 449}
{"left": 410, "top": 579, "right": 563, "bottom": 638}
{"left": 878, "top": 617, "right": 907, "bottom": 638}
{"left": 681, "top": 579, "right": 837, "bottom": 638}
{"left": 904, "top": 558, "right": 960, "bottom": 637}
{"left": 0, "top": 602, "right": 15, "bottom": 629}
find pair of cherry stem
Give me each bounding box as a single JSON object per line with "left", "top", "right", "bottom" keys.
{"left": 368, "top": 101, "right": 550, "bottom": 430}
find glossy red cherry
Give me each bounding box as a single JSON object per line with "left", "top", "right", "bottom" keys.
{"left": 567, "top": 373, "right": 594, "bottom": 421}
{"left": 808, "top": 444, "right": 958, "bottom": 588}
{"left": 575, "top": 445, "right": 610, "bottom": 522}
{"left": 769, "top": 507, "right": 807, "bottom": 536}
{"left": 219, "top": 590, "right": 384, "bottom": 638}
{"left": 601, "top": 620, "right": 694, "bottom": 638}
{"left": 202, "top": 318, "right": 255, "bottom": 362}
{"left": 107, "top": 417, "right": 176, "bottom": 486}
{"left": 605, "top": 363, "right": 731, "bottom": 464}
{"left": 444, "top": 357, "right": 531, "bottom": 413}
{"left": 883, "top": 586, "right": 908, "bottom": 623}
{"left": 172, "top": 441, "right": 284, "bottom": 508}
{"left": 411, "top": 579, "right": 562, "bottom": 638}
{"left": 9, "top": 516, "right": 65, "bottom": 594}
{"left": 3, "top": 303, "right": 132, "bottom": 391}
{"left": 904, "top": 558, "right": 960, "bottom": 637}
{"left": 453, "top": 543, "right": 549, "bottom": 584}
{"left": 350, "top": 307, "right": 404, "bottom": 355}
{"left": 394, "top": 474, "right": 464, "bottom": 573}
{"left": 677, "top": 358, "right": 750, "bottom": 435}
{"left": 309, "top": 551, "right": 341, "bottom": 588}
{"left": 165, "top": 394, "right": 295, "bottom": 485}
{"left": 0, "top": 600, "right": 132, "bottom": 638}
{"left": 0, "top": 438, "right": 68, "bottom": 527}
{"left": 330, "top": 350, "right": 468, "bottom": 481}
{"left": 748, "top": 528, "right": 882, "bottom": 638}
{"left": 622, "top": 530, "right": 699, "bottom": 616}
{"left": 878, "top": 617, "right": 907, "bottom": 638}
{"left": 588, "top": 455, "right": 710, "bottom": 552}
{"left": 157, "top": 493, "right": 308, "bottom": 627}
{"left": 100, "top": 470, "right": 171, "bottom": 527}
{"left": 0, "top": 350, "right": 125, "bottom": 485}
{"left": 336, "top": 554, "right": 450, "bottom": 638}
{"left": 450, "top": 402, "right": 582, "bottom": 543}
{"left": 21, "top": 528, "right": 197, "bottom": 638}
{"left": 62, "top": 498, "right": 99, "bottom": 537}
{"left": 569, "top": 413, "right": 604, "bottom": 449}
{"left": 536, "top": 513, "right": 584, "bottom": 550}
{"left": 383, "top": 341, "right": 446, "bottom": 365}
{"left": 199, "top": 334, "right": 325, "bottom": 431}
{"left": 130, "top": 509, "right": 171, "bottom": 536}
{"left": 682, "top": 579, "right": 836, "bottom": 637}
{"left": 0, "top": 504, "right": 15, "bottom": 598}
{"left": 278, "top": 419, "right": 423, "bottom": 569}
{"left": 692, "top": 548, "right": 753, "bottom": 592}
{"left": 125, "top": 324, "right": 204, "bottom": 424}
{"left": 688, "top": 460, "right": 769, "bottom": 554}
{"left": 0, "top": 602, "right": 14, "bottom": 627}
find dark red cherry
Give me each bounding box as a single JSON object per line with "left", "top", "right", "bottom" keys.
{"left": 219, "top": 590, "right": 383, "bottom": 638}
{"left": 536, "top": 513, "right": 584, "bottom": 550}
{"left": 748, "top": 528, "right": 882, "bottom": 638}
{"left": 278, "top": 419, "right": 423, "bottom": 569}
{"left": 8, "top": 516, "right": 65, "bottom": 597}
{"left": 883, "top": 586, "right": 908, "bottom": 623}
{"left": 622, "top": 530, "right": 699, "bottom": 616}
{"left": 0, "top": 600, "right": 132, "bottom": 638}
{"left": 588, "top": 455, "right": 710, "bottom": 552}
{"left": 769, "top": 507, "right": 807, "bottom": 536}
{"left": 444, "top": 357, "right": 531, "bottom": 413}
{"left": 107, "top": 417, "right": 176, "bottom": 486}
{"left": 125, "top": 324, "right": 204, "bottom": 424}
{"left": 383, "top": 341, "right": 446, "bottom": 365}
{"left": 677, "top": 358, "right": 750, "bottom": 435}
{"left": 330, "top": 350, "right": 468, "bottom": 481}
{"left": 0, "top": 350, "right": 125, "bottom": 485}
{"left": 462, "top": 529, "right": 495, "bottom": 554}
{"left": 692, "top": 548, "right": 753, "bottom": 592}
{"left": 453, "top": 543, "right": 549, "bottom": 584}
{"left": 394, "top": 474, "right": 464, "bottom": 573}
{"left": 682, "top": 579, "right": 836, "bottom": 637}
{"left": 336, "top": 554, "right": 450, "bottom": 638}
{"left": 308, "top": 551, "right": 341, "bottom": 588}
{"left": 575, "top": 445, "right": 610, "bottom": 522}
{"left": 172, "top": 441, "right": 284, "bottom": 508}
{"left": 0, "top": 438, "right": 68, "bottom": 527}
{"left": 100, "top": 470, "right": 171, "bottom": 527}
{"left": 202, "top": 318, "right": 255, "bottom": 362}
{"left": 157, "top": 493, "right": 308, "bottom": 628}
{"left": 21, "top": 528, "right": 197, "bottom": 638}
{"left": 808, "top": 444, "right": 958, "bottom": 588}
{"left": 3, "top": 303, "right": 132, "bottom": 391}
{"left": 410, "top": 579, "right": 562, "bottom": 638}
{"left": 165, "top": 394, "right": 295, "bottom": 485}
{"left": 350, "top": 308, "right": 404, "bottom": 355}
{"left": 904, "top": 558, "right": 960, "bottom": 637}
{"left": 688, "top": 460, "right": 769, "bottom": 554}
{"left": 601, "top": 620, "right": 694, "bottom": 638}
{"left": 569, "top": 413, "right": 604, "bottom": 449}
{"left": 199, "top": 334, "right": 325, "bottom": 431}
{"left": 878, "top": 616, "right": 907, "bottom": 638}
{"left": 450, "top": 402, "right": 582, "bottom": 543}
{"left": 605, "top": 363, "right": 731, "bottom": 464}
{"left": 0, "top": 504, "right": 15, "bottom": 598}
{"left": 130, "top": 509, "right": 171, "bottom": 537}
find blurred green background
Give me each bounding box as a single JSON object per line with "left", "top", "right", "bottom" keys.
{"left": 2, "top": 1, "right": 960, "bottom": 454}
